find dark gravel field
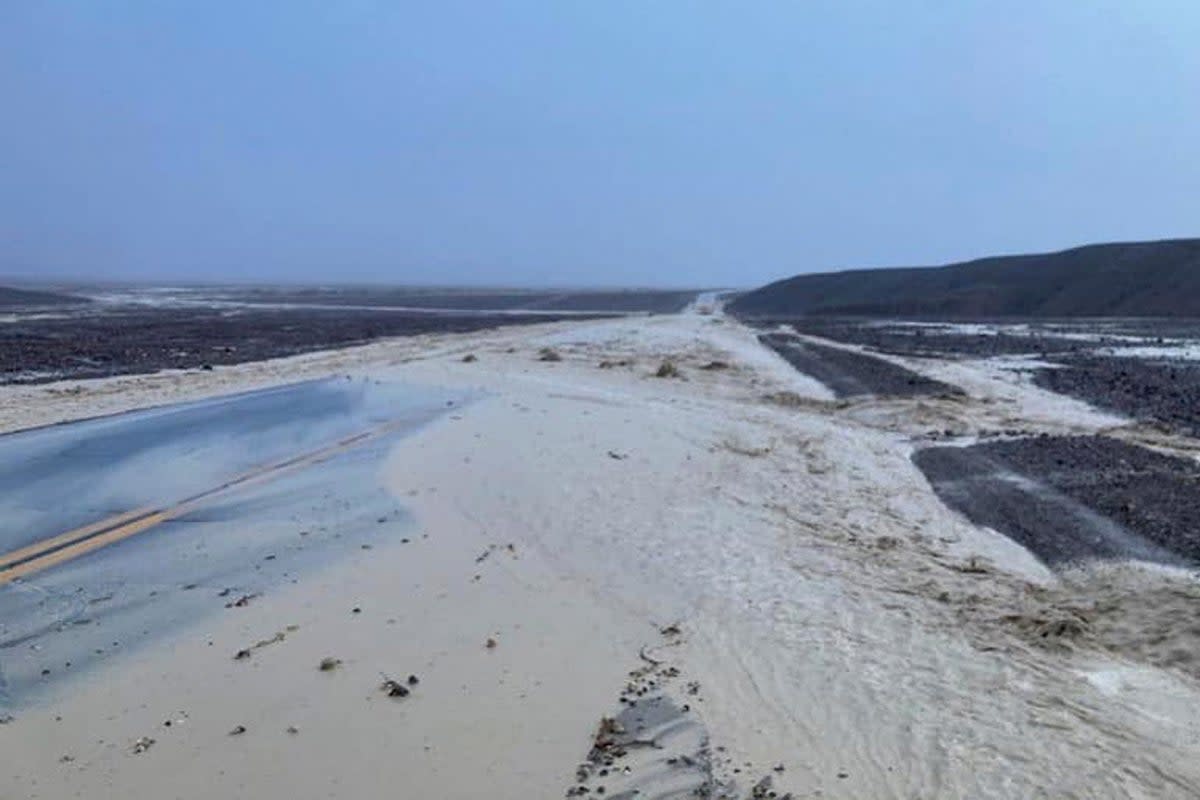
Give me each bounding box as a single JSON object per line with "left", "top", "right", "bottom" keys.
{"left": 759, "top": 332, "right": 960, "bottom": 398}
{"left": 0, "top": 306, "right": 608, "bottom": 384}
{"left": 1035, "top": 358, "right": 1200, "bottom": 436}
{"left": 915, "top": 435, "right": 1200, "bottom": 567}
{"left": 764, "top": 318, "right": 1116, "bottom": 359}
{"left": 114, "top": 286, "right": 699, "bottom": 314}
{"left": 753, "top": 317, "right": 1200, "bottom": 436}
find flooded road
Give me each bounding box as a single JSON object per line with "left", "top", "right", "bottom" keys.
{"left": 0, "top": 378, "right": 464, "bottom": 706}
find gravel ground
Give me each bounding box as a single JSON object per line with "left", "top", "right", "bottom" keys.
{"left": 769, "top": 318, "right": 1112, "bottom": 358}
{"left": 915, "top": 435, "right": 1200, "bottom": 567}
{"left": 0, "top": 307, "right": 608, "bottom": 384}
{"left": 1034, "top": 358, "right": 1200, "bottom": 436}
{"left": 758, "top": 332, "right": 960, "bottom": 398}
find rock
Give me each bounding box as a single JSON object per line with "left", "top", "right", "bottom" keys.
{"left": 538, "top": 347, "right": 563, "bottom": 362}
{"left": 461, "top": 353, "right": 478, "bottom": 363}
{"left": 132, "top": 736, "right": 155, "bottom": 754}
{"left": 229, "top": 725, "right": 247, "bottom": 736}
{"left": 485, "top": 637, "right": 498, "bottom": 649}
{"left": 406, "top": 674, "right": 419, "bottom": 686}
{"left": 381, "top": 677, "right": 410, "bottom": 698}
{"left": 318, "top": 657, "right": 343, "bottom": 672}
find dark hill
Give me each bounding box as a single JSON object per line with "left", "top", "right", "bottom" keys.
{"left": 730, "top": 239, "right": 1200, "bottom": 318}
{"left": 0, "top": 285, "right": 84, "bottom": 308}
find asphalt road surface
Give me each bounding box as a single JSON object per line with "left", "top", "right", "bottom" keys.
{"left": 0, "top": 378, "right": 463, "bottom": 706}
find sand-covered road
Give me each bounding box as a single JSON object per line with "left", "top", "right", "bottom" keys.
{"left": 2, "top": 310, "right": 1200, "bottom": 798}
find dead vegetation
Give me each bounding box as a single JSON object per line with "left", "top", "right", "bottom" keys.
{"left": 232, "top": 625, "right": 296, "bottom": 661}
{"left": 721, "top": 439, "right": 772, "bottom": 458}
{"left": 654, "top": 360, "right": 681, "bottom": 379}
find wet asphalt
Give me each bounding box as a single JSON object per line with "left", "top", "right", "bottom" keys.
{"left": 0, "top": 378, "right": 463, "bottom": 706}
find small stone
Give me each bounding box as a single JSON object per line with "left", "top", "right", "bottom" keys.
{"left": 229, "top": 725, "right": 247, "bottom": 736}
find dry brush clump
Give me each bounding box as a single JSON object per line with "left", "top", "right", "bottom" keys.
{"left": 654, "top": 360, "right": 681, "bottom": 378}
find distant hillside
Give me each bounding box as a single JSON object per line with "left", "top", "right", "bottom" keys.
{"left": 730, "top": 239, "right": 1200, "bottom": 318}
{"left": 0, "top": 285, "right": 84, "bottom": 308}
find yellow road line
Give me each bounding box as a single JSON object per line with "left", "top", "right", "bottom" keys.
{"left": 0, "top": 417, "right": 412, "bottom": 586}
{"left": 0, "top": 512, "right": 173, "bottom": 585}
{"left": 0, "top": 507, "right": 155, "bottom": 571}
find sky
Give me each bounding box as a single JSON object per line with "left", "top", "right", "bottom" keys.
{"left": 2, "top": 2, "right": 1198, "bottom": 288}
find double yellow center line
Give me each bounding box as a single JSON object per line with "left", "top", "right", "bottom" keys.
{"left": 0, "top": 417, "right": 411, "bottom": 586}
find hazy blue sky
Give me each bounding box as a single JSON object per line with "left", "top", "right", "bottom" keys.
{"left": 3, "top": 2, "right": 1198, "bottom": 287}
